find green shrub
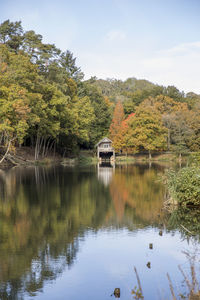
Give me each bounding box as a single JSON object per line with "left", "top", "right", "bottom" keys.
{"left": 78, "top": 155, "right": 97, "bottom": 165}
{"left": 167, "top": 167, "right": 200, "bottom": 207}
{"left": 189, "top": 152, "right": 200, "bottom": 165}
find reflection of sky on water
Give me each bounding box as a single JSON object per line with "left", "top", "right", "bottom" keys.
{"left": 29, "top": 228, "right": 196, "bottom": 300}
{"left": 0, "top": 164, "right": 199, "bottom": 300}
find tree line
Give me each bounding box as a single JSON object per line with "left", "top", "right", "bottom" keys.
{"left": 0, "top": 19, "right": 199, "bottom": 161}
{"left": 109, "top": 95, "right": 200, "bottom": 158}
{"left": 0, "top": 20, "right": 111, "bottom": 160}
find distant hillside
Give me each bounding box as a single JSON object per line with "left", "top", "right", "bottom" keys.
{"left": 85, "top": 77, "right": 200, "bottom": 115}
{"left": 85, "top": 77, "right": 155, "bottom": 100}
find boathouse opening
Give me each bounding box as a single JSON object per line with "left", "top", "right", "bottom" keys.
{"left": 95, "top": 137, "right": 115, "bottom": 162}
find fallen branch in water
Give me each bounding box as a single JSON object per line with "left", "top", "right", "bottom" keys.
{"left": 180, "top": 224, "right": 195, "bottom": 236}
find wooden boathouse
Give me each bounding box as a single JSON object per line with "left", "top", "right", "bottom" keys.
{"left": 96, "top": 137, "right": 115, "bottom": 161}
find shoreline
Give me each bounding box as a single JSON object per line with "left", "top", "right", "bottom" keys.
{"left": 0, "top": 150, "right": 189, "bottom": 169}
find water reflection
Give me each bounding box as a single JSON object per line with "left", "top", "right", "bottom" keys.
{"left": 167, "top": 207, "right": 200, "bottom": 241}
{"left": 97, "top": 162, "right": 114, "bottom": 186}
{"left": 109, "top": 164, "right": 166, "bottom": 224}
{"left": 0, "top": 164, "right": 198, "bottom": 299}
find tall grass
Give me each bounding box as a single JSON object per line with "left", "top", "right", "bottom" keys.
{"left": 167, "top": 167, "right": 200, "bottom": 207}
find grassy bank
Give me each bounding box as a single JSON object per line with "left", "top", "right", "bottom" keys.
{"left": 0, "top": 146, "right": 62, "bottom": 168}
{"left": 116, "top": 152, "right": 186, "bottom": 163}
{"left": 167, "top": 166, "right": 200, "bottom": 207}
{"left": 0, "top": 147, "right": 195, "bottom": 169}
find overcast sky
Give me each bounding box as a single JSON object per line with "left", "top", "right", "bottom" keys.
{"left": 1, "top": 0, "right": 200, "bottom": 93}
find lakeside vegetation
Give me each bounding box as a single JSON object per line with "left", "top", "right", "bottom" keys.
{"left": 0, "top": 20, "right": 200, "bottom": 165}
{"left": 167, "top": 166, "right": 200, "bottom": 207}
{"left": 165, "top": 154, "right": 200, "bottom": 246}
{"left": 166, "top": 153, "right": 200, "bottom": 207}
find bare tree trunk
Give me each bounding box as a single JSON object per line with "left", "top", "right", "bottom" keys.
{"left": 149, "top": 150, "right": 152, "bottom": 160}
{"left": 62, "top": 148, "right": 66, "bottom": 158}
{"left": 0, "top": 134, "right": 3, "bottom": 145}
{"left": 179, "top": 153, "right": 182, "bottom": 161}
{"left": 35, "top": 136, "right": 38, "bottom": 160}
{"left": 45, "top": 138, "right": 52, "bottom": 157}
{"left": 39, "top": 137, "right": 44, "bottom": 151}
{"left": 0, "top": 140, "right": 12, "bottom": 164}
{"left": 53, "top": 142, "right": 56, "bottom": 157}
{"left": 168, "top": 128, "right": 170, "bottom": 150}
{"left": 49, "top": 139, "right": 55, "bottom": 154}
{"left": 35, "top": 134, "right": 40, "bottom": 160}
{"left": 42, "top": 138, "right": 47, "bottom": 157}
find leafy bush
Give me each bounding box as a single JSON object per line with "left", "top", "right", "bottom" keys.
{"left": 167, "top": 167, "right": 200, "bottom": 207}
{"left": 189, "top": 152, "right": 200, "bottom": 165}
{"left": 78, "top": 155, "right": 97, "bottom": 165}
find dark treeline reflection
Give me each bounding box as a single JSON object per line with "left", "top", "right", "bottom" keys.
{"left": 167, "top": 208, "right": 200, "bottom": 242}
{"left": 0, "top": 164, "right": 167, "bottom": 299}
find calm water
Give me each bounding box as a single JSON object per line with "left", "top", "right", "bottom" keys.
{"left": 0, "top": 163, "right": 199, "bottom": 300}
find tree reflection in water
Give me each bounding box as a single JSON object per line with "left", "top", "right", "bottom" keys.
{"left": 0, "top": 163, "right": 198, "bottom": 299}
{"left": 0, "top": 165, "right": 111, "bottom": 299}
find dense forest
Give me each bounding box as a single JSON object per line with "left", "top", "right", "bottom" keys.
{"left": 0, "top": 20, "right": 200, "bottom": 161}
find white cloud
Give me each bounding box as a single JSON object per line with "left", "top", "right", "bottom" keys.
{"left": 81, "top": 40, "right": 200, "bottom": 94}
{"left": 106, "top": 30, "right": 126, "bottom": 41}
{"left": 141, "top": 41, "right": 200, "bottom": 93}
{"left": 163, "top": 41, "right": 200, "bottom": 56}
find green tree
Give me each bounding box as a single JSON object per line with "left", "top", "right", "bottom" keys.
{"left": 73, "top": 96, "right": 94, "bottom": 143}
{"left": 0, "top": 84, "right": 30, "bottom": 162}
{"left": 80, "top": 83, "right": 111, "bottom": 146}
{"left": 126, "top": 103, "right": 167, "bottom": 158}
{"left": 169, "top": 110, "right": 195, "bottom": 157}
{"left": 163, "top": 85, "right": 184, "bottom": 102}
{"left": 0, "top": 19, "right": 23, "bottom": 51}
{"left": 142, "top": 96, "right": 190, "bottom": 151}
{"left": 58, "top": 50, "right": 84, "bottom": 82}
{"left": 22, "top": 30, "right": 43, "bottom": 57}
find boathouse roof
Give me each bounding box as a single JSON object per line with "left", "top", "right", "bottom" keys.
{"left": 95, "top": 137, "right": 113, "bottom": 147}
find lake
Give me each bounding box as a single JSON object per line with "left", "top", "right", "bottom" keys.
{"left": 0, "top": 163, "right": 199, "bottom": 300}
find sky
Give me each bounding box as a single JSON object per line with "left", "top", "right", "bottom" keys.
{"left": 1, "top": 0, "right": 200, "bottom": 93}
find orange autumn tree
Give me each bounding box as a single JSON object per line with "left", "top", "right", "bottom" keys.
{"left": 109, "top": 100, "right": 124, "bottom": 150}
{"left": 115, "top": 112, "right": 136, "bottom": 153}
